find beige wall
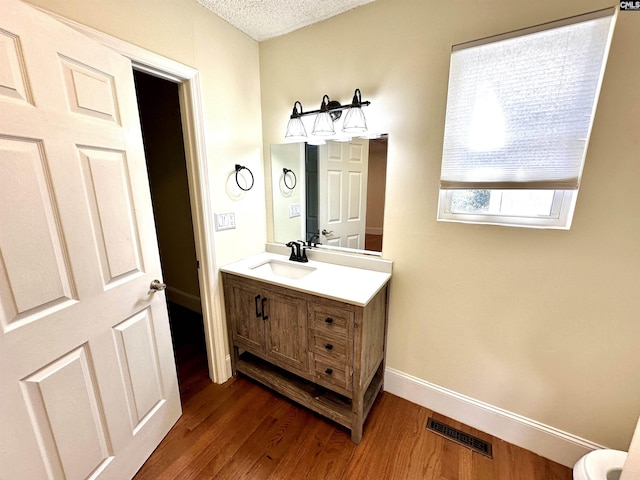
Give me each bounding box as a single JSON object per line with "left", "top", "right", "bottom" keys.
{"left": 28, "top": 0, "right": 266, "bottom": 270}
{"left": 260, "top": 0, "right": 640, "bottom": 450}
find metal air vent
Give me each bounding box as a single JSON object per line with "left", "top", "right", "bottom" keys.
{"left": 426, "top": 417, "right": 493, "bottom": 458}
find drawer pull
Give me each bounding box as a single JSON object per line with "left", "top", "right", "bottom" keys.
{"left": 254, "top": 295, "right": 262, "bottom": 318}
{"left": 324, "top": 343, "right": 333, "bottom": 350}
{"left": 325, "top": 368, "right": 333, "bottom": 375}
{"left": 325, "top": 317, "right": 333, "bottom": 324}
{"left": 261, "top": 297, "right": 269, "bottom": 321}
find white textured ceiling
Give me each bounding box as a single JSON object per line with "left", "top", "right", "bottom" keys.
{"left": 195, "top": 0, "right": 375, "bottom": 42}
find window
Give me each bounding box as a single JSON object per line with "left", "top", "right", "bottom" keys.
{"left": 437, "top": 8, "right": 617, "bottom": 229}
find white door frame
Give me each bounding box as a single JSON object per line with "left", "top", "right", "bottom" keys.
{"left": 40, "top": 9, "right": 229, "bottom": 384}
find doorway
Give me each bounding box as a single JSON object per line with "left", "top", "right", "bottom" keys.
{"left": 133, "top": 70, "right": 209, "bottom": 402}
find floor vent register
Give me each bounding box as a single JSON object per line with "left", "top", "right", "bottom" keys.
{"left": 426, "top": 417, "right": 493, "bottom": 458}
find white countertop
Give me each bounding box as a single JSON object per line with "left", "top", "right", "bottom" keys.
{"left": 220, "top": 252, "right": 391, "bottom": 306}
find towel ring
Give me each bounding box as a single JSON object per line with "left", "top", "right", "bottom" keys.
{"left": 235, "top": 164, "right": 254, "bottom": 191}
{"left": 283, "top": 168, "right": 297, "bottom": 190}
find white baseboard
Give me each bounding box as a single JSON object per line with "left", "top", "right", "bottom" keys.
{"left": 366, "top": 227, "right": 383, "bottom": 235}
{"left": 166, "top": 287, "right": 201, "bottom": 314}
{"left": 384, "top": 367, "right": 604, "bottom": 468}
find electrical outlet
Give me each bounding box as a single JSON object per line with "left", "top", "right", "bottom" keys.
{"left": 215, "top": 212, "right": 236, "bottom": 231}
{"left": 289, "top": 203, "right": 301, "bottom": 218}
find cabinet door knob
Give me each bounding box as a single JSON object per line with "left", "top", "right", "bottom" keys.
{"left": 325, "top": 317, "right": 333, "bottom": 324}
{"left": 325, "top": 344, "right": 333, "bottom": 350}
{"left": 325, "top": 368, "right": 333, "bottom": 375}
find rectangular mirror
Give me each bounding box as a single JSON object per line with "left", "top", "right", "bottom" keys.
{"left": 270, "top": 136, "right": 388, "bottom": 255}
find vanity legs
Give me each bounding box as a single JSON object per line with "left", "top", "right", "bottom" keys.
{"left": 351, "top": 395, "right": 364, "bottom": 443}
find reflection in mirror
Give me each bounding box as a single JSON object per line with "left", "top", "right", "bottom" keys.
{"left": 271, "top": 136, "right": 387, "bottom": 254}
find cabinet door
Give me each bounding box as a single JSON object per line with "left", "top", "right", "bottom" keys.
{"left": 227, "top": 279, "right": 265, "bottom": 352}
{"left": 263, "top": 289, "right": 308, "bottom": 372}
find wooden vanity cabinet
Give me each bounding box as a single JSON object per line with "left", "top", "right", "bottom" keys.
{"left": 224, "top": 275, "right": 308, "bottom": 373}
{"left": 222, "top": 272, "right": 389, "bottom": 443}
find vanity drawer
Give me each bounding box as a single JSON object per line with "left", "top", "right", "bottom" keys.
{"left": 310, "top": 331, "right": 349, "bottom": 364}
{"left": 313, "top": 355, "right": 350, "bottom": 391}
{"left": 309, "top": 304, "right": 353, "bottom": 338}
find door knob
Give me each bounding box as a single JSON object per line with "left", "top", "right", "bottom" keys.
{"left": 321, "top": 229, "right": 333, "bottom": 236}
{"left": 150, "top": 279, "right": 166, "bottom": 291}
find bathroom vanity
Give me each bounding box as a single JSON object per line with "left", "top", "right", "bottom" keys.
{"left": 220, "top": 250, "right": 391, "bottom": 443}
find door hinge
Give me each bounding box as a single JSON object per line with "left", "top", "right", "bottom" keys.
{"left": 196, "top": 260, "right": 200, "bottom": 269}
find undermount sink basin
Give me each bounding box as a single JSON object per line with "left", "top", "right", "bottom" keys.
{"left": 250, "top": 259, "right": 316, "bottom": 280}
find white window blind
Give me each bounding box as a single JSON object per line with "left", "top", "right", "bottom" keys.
{"left": 439, "top": 9, "right": 616, "bottom": 191}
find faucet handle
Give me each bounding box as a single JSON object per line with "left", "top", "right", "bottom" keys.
{"left": 286, "top": 241, "right": 299, "bottom": 261}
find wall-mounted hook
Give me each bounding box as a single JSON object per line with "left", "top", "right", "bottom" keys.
{"left": 282, "top": 168, "right": 297, "bottom": 190}
{"left": 235, "top": 164, "right": 254, "bottom": 191}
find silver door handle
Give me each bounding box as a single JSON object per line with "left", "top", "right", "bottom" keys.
{"left": 150, "top": 279, "right": 166, "bottom": 291}
{"left": 321, "top": 229, "right": 333, "bottom": 236}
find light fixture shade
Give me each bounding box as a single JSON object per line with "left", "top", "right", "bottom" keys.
{"left": 342, "top": 107, "right": 367, "bottom": 133}
{"left": 312, "top": 111, "right": 335, "bottom": 136}
{"left": 285, "top": 116, "right": 307, "bottom": 139}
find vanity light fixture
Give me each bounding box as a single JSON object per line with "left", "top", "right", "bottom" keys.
{"left": 312, "top": 95, "right": 340, "bottom": 136}
{"left": 285, "top": 101, "right": 307, "bottom": 140}
{"left": 285, "top": 89, "right": 371, "bottom": 140}
{"left": 341, "top": 88, "right": 368, "bottom": 134}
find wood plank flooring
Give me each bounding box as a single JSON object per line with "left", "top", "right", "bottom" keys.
{"left": 136, "top": 303, "right": 573, "bottom": 480}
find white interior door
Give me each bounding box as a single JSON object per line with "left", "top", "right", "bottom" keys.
{"left": 0, "top": 1, "right": 181, "bottom": 478}
{"left": 318, "top": 139, "right": 369, "bottom": 250}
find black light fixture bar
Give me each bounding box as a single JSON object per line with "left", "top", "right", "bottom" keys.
{"left": 290, "top": 89, "right": 370, "bottom": 119}
{"left": 295, "top": 100, "right": 371, "bottom": 117}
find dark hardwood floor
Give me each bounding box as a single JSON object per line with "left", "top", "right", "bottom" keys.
{"left": 167, "top": 302, "right": 210, "bottom": 405}
{"left": 365, "top": 233, "right": 383, "bottom": 252}
{"left": 135, "top": 303, "right": 572, "bottom": 479}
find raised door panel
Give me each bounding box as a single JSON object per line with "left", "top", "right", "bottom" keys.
{"left": 21, "top": 345, "right": 112, "bottom": 479}
{"left": 0, "top": 29, "right": 32, "bottom": 104}
{"left": 113, "top": 308, "right": 164, "bottom": 431}
{"left": 263, "top": 289, "right": 308, "bottom": 372}
{"left": 59, "top": 56, "right": 120, "bottom": 123}
{"left": 0, "top": 137, "right": 77, "bottom": 330}
{"left": 227, "top": 279, "right": 265, "bottom": 352}
{"left": 78, "top": 146, "right": 143, "bottom": 286}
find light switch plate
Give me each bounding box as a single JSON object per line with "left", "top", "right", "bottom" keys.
{"left": 289, "top": 203, "right": 301, "bottom": 218}
{"left": 215, "top": 212, "right": 236, "bottom": 231}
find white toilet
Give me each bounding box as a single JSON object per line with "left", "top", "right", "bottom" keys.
{"left": 573, "top": 449, "right": 627, "bottom": 480}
